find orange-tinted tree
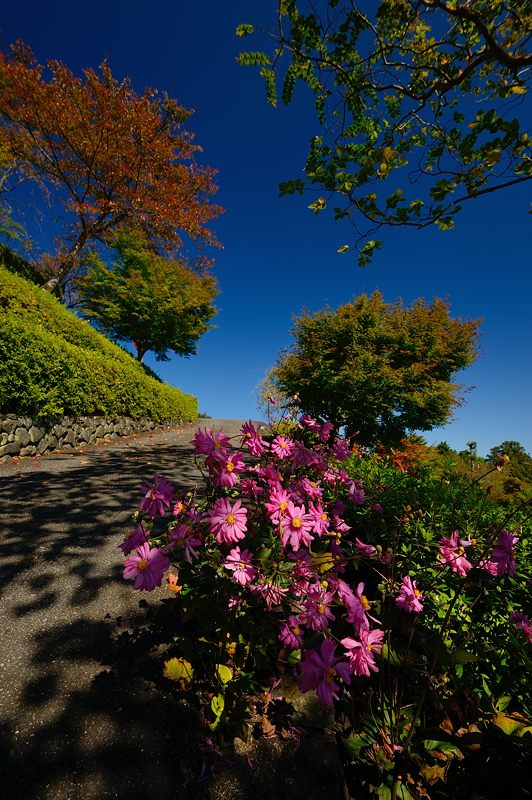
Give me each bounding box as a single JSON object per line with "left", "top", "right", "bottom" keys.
{"left": 0, "top": 42, "right": 222, "bottom": 292}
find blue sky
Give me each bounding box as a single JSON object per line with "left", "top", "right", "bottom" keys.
{"left": 1, "top": 1, "right": 531, "bottom": 458}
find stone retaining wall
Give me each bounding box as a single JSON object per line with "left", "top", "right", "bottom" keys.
{"left": 0, "top": 414, "right": 186, "bottom": 462}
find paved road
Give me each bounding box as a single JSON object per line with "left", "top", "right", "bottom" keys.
{"left": 0, "top": 420, "right": 249, "bottom": 800}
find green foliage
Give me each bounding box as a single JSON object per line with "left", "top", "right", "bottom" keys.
{"left": 0, "top": 265, "right": 198, "bottom": 420}
{"left": 240, "top": 1, "right": 532, "bottom": 262}
{"left": 268, "top": 291, "right": 480, "bottom": 446}
{"left": 77, "top": 229, "right": 218, "bottom": 362}
{"left": 489, "top": 440, "right": 532, "bottom": 483}
{"left": 0, "top": 243, "right": 44, "bottom": 286}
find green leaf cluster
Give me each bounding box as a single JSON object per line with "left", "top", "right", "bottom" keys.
{"left": 268, "top": 291, "right": 480, "bottom": 446}
{"left": 0, "top": 264, "right": 198, "bottom": 420}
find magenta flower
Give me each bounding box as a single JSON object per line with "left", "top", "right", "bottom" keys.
{"left": 331, "top": 438, "right": 350, "bottom": 461}
{"left": 278, "top": 615, "right": 305, "bottom": 650}
{"left": 300, "top": 414, "right": 321, "bottom": 431}
{"left": 224, "top": 546, "right": 257, "bottom": 586}
{"left": 192, "top": 426, "right": 231, "bottom": 457}
{"left": 250, "top": 582, "right": 288, "bottom": 609}
{"left": 119, "top": 523, "right": 148, "bottom": 556}
{"left": 271, "top": 435, "right": 295, "bottom": 459}
{"left": 123, "top": 542, "right": 169, "bottom": 591}
{"left": 354, "top": 537, "right": 377, "bottom": 557}
{"left": 308, "top": 502, "right": 330, "bottom": 536}
{"left": 303, "top": 587, "right": 336, "bottom": 631}
{"left": 291, "top": 440, "right": 316, "bottom": 467}
{"left": 211, "top": 452, "right": 246, "bottom": 488}
{"left": 396, "top": 576, "right": 424, "bottom": 613}
{"left": 347, "top": 479, "right": 365, "bottom": 506}
{"left": 438, "top": 531, "right": 473, "bottom": 577}
{"left": 265, "top": 484, "right": 292, "bottom": 524}
{"left": 208, "top": 498, "right": 248, "bottom": 544}
{"left": 343, "top": 581, "right": 379, "bottom": 634}
{"left": 298, "top": 638, "right": 352, "bottom": 706}
{"left": 490, "top": 530, "right": 519, "bottom": 577}
{"left": 241, "top": 421, "right": 268, "bottom": 455}
{"left": 280, "top": 501, "right": 314, "bottom": 551}
{"left": 140, "top": 475, "right": 174, "bottom": 518}
{"left": 320, "top": 421, "right": 335, "bottom": 442}
{"left": 168, "top": 524, "right": 201, "bottom": 563}
{"left": 341, "top": 628, "right": 385, "bottom": 677}
{"left": 300, "top": 477, "right": 323, "bottom": 501}
{"left": 510, "top": 612, "right": 532, "bottom": 643}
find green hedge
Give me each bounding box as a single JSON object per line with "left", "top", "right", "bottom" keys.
{"left": 0, "top": 264, "right": 198, "bottom": 420}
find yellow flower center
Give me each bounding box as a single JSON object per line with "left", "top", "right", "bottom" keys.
{"left": 292, "top": 517, "right": 302, "bottom": 528}
{"left": 226, "top": 461, "right": 234, "bottom": 472}
{"left": 454, "top": 547, "right": 464, "bottom": 556}
{"left": 138, "top": 558, "right": 150, "bottom": 572}
{"left": 280, "top": 441, "right": 287, "bottom": 449}
{"left": 414, "top": 588, "right": 421, "bottom": 597}
{"left": 318, "top": 603, "right": 326, "bottom": 615}
{"left": 325, "top": 666, "right": 336, "bottom": 683}
{"left": 227, "top": 513, "right": 236, "bottom": 524}
{"left": 366, "top": 644, "right": 373, "bottom": 651}
{"left": 293, "top": 626, "right": 302, "bottom": 636}
{"left": 279, "top": 501, "right": 287, "bottom": 511}
{"left": 321, "top": 513, "right": 328, "bottom": 521}
{"left": 360, "top": 594, "right": 370, "bottom": 610}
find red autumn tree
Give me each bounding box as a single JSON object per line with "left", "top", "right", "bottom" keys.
{"left": 0, "top": 42, "right": 222, "bottom": 292}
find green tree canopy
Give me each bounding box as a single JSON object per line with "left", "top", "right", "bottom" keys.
{"left": 239, "top": 1, "right": 531, "bottom": 264}
{"left": 77, "top": 230, "right": 218, "bottom": 362}
{"left": 267, "top": 291, "right": 480, "bottom": 446}
{"left": 488, "top": 440, "right": 532, "bottom": 482}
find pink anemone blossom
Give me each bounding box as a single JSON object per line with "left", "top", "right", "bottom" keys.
{"left": 280, "top": 501, "right": 314, "bottom": 551}
{"left": 489, "top": 530, "right": 519, "bottom": 577}
{"left": 298, "top": 638, "right": 352, "bottom": 706}
{"left": 396, "top": 576, "right": 424, "bottom": 613}
{"left": 123, "top": 542, "right": 169, "bottom": 591}
{"left": 167, "top": 525, "right": 201, "bottom": 563}
{"left": 224, "top": 546, "right": 257, "bottom": 586}
{"left": 140, "top": 475, "right": 174, "bottom": 518}
{"left": 278, "top": 615, "right": 305, "bottom": 650}
{"left": 354, "top": 537, "right": 377, "bottom": 557}
{"left": 341, "top": 628, "right": 385, "bottom": 677}
{"left": 241, "top": 421, "right": 268, "bottom": 455}
{"left": 271, "top": 435, "right": 295, "bottom": 459}
{"left": 438, "top": 532, "right": 472, "bottom": 577}
{"left": 208, "top": 498, "right": 248, "bottom": 543}
{"left": 119, "top": 523, "right": 148, "bottom": 556}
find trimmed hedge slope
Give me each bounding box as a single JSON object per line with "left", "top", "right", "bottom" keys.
{"left": 0, "top": 263, "right": 198, "bottom": 420}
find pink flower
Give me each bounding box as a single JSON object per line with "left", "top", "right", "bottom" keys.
{"left": 192, "top": 427, "right": 231, "bottom": 457}
{"left": 123, "top": 542, "right": 169, "bottom": 591}
{"left": 438, "top": 531, "right": 472, "bottom": 577}
{"left": 211, "top": 452, "right": 246, "bottom": 488}
{"left": 396, "top": 576, "right": 424, "bottom": 613}
{"left": 241, "top": 421, "right": 268, "bottom": 455}
{"left": 320, "top": 421, "right": 335, "bottom": 442}
{"left": 279, "top": 615, "right": 305, "bottom": 649}
{"left": 168, "top": 524, "right": 201, "bottom": 563}
{"left": 140, "top": 475, "right": 174, "bottom": 518}
{"left": 208, "top": 498, "right": 248, "bottom": 543}
{"left": 300, "top": 477, "right": 323, "bottom": 501}
{"left": 280, "top": 501, "right": 314, "bottom": 551}
{"left": 265, "top": 483, "right": 292, "bottom": 524}
{"left": 331, "top": 438, "right": 350, "bottom": 461}
{"left": 300, "top": 414, "right": 321, "bottom": 431}
{"left": 341, "top": 628, "right": 385, "bottom": 677}
{"left": 271, "top": 435, "right": 295, "bottom": 459}
{"left": 371, "top": 502, "right": 384, "bottom": 514}
{"left": 250, "top": 582, "right": 288, "bottom": 609}
{"left": 354, "top": 537, "right": 377, "bottom": 557}
{"left": 119, "top": 523, "right": 148, "bottom": 556}
{"left": 308, "top": 502, "right": 330, "bottom": 536}
{"left": 343, "top": 581, "right": 378, "bottom": 634}
{"left": 240, "top": 478, "right": 264, "bottom": 499}
{"left": 490, "top": 530, "right": 519, "bottom": 577}
{"left": 298, "top": 638, "right": 352, "bottom": 706}
{"left": 224, "top": 546, "right": 257, "bottom": 586}
{"left": 291, "top": 440, "right": 315, "bottom": 467}
{"left": 347, "top": 479, "right": 365, "bottom": 506}
{"left": 510, "top": 612, "right": 532, "bottom": 643}
{"left": 302, "top": 587, "right": 336, "bottom": 631}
